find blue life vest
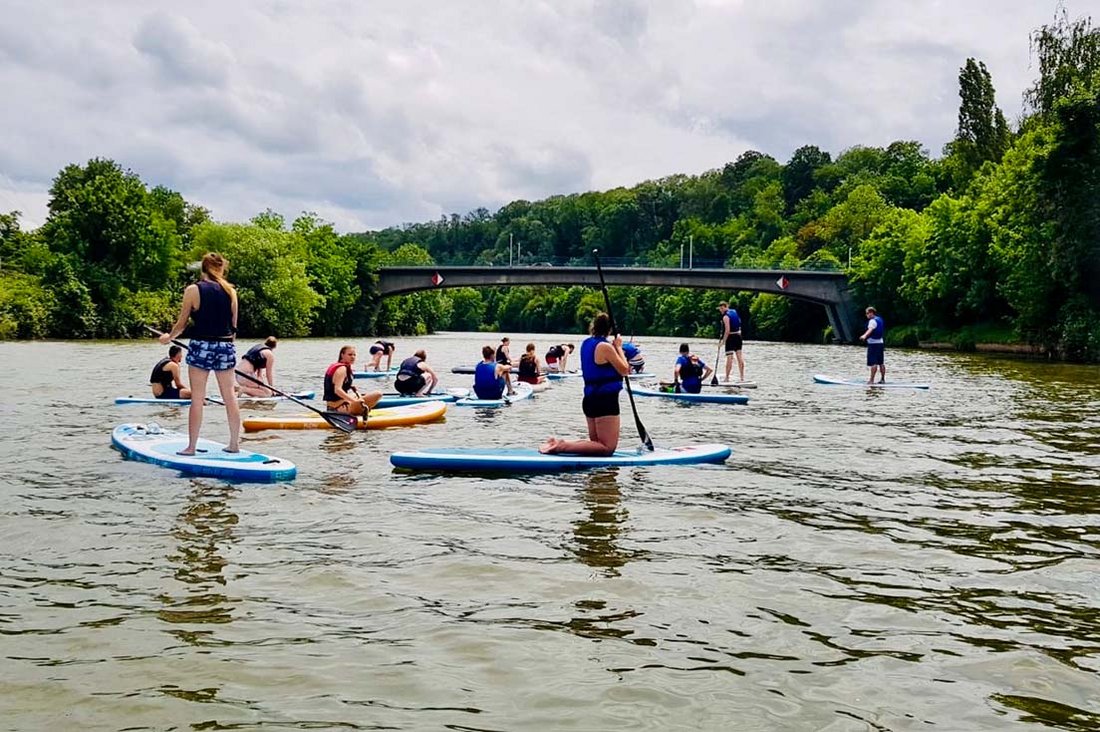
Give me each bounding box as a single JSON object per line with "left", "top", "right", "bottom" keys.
{"left": 581, "top": 336, "right": 622, "bottom": 396}
{"left": 723, "top": 309, "right": 741, "bottom": 334}
{"left": 869, "top": 315, "right": 885, "bottom": 341}
{"left": 473, "top": 361, "right": 504, "bottom": 399}
{"left": 677, "top": 354, "right": 704, "bottom": 392}
{"left": 398, "top": 356, "right": 422, "bottom": 377}
{"left": 242, "top": 344, "right": 268, "bottom": 369}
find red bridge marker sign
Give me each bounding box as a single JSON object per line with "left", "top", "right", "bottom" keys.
{"left": 431, "top": 272, "right": 445, "bottom": 287}
{"left": 776, "top": 275, "right": 789, "bottom": 290}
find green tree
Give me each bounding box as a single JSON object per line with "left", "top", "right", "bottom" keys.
{"left": 948, "top": 58, "right": 1011, "bottom": 185}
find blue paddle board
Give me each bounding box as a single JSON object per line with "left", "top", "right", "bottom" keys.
{"left": 631, "top": 385, "right": 749, "bottom": 404}
{"left": 376, "top": 392, "right": 460, "bottom": 408}
{"left": 546, "top": 371, "right": 581, "bottom": 380}
{"left": 112, "top": 423, "right": 296, "bottom": 482}
{"left": 454, "top": 381, "right": 534, "bottom": 407}
{"left": 813, "top": 374, "right": 930, "bottom": 389}
{"left": 115, "top": 391, "right": 315, "bottom": 406}
{"left": 353, "top": 367, "right": 399, "bottom": 379}
{"left": 391, "top": 443, "right": 732, "bottom": 473}
{"left": 452, "top": 365, "right": 519, "bottom": 375}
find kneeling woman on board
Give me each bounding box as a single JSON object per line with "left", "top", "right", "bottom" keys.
{"left": 394, "top": 350, "right": 440, "bottom": 396}
{"left": 540, "top": 312, "right": 629, "bottom": 456}
{"left": 237, "top": 336, "right": 277, "bottom": 397}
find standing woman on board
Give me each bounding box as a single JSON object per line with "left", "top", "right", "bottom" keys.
{"left": 540, "top": 312, "right": 629, "bottom": 456}
{"left": 159, "top": 252, "right": 241, "bottom": 455}
{"left": 237, "top": 336, "right": 277, "bottom": 397}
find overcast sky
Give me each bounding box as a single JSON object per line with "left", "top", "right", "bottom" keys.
{"left": 0, "top": 0, "right": 1075, "bottom": 232}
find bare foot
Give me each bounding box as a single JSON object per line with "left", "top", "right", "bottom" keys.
{"left": 224, "top": 447, "right": 240, "bottom": 454}
{"left": 539, "top": 437, "right": 561, "bottom": 454}
{"left": 176, "top": 449, "right": 196, "bottom": 456}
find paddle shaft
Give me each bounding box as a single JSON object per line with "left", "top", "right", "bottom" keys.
{"left": 712, "top": 342, "right": 722, "bottom": 385}
{"left": 592, "top": 249, "right": 654, "bottom": 451}
{"left": 144, "top": 326, "right": 357, "bottom": 432}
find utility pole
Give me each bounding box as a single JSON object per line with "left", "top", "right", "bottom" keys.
{"left": 680, "top": 241, "right": 684, "bottom": 268}
{"left": 689, "top": 235, "right": 693, "bottom": 269}
{"left": 509, "top": 233, "right": 513, "bottom": 267}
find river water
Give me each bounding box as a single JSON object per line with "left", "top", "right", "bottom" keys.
{"left": 1, "top": 334, "right": 1098, "bottom": 730}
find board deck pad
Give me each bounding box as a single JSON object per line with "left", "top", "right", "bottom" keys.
{"left": 391, "top": 443, "right": 732, "bottom": 473}
{"left": 454, "top": 381, "right": 534, "bottom": 407}
{"left": 112, "top": 423, "right": 296, "bottom": 482}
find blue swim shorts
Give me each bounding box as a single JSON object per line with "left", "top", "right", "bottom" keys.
{"left": 186, "top": 339, "right": 237, "bottom": 371}
{"left": 866, "top": 342, "right": 885, "bottom": 366}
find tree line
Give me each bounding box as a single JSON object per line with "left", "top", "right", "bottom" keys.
{"left": 1, "top": 12, "right": 1097, "bottom": 358}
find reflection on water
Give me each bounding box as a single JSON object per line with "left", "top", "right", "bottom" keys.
{"left": 571, "top": 469, "right": 636, "bottom": 576}
{"left": 156, "top": 481, "right": 238, "bottom": 643}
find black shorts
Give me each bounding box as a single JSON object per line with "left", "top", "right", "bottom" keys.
{"left": 725, "top": 333, "right": 743, "bottom": 354}
{"left": 582, "top": 390, "right": 620, "bottom": 419}
{"left": 157, "top": 386, "right": 181, "bottom": 400}
{"left": 394, "top": 374, "right": 425, "bottom": 395}
{"left": 867, "top": 342, "right": 885, "bottom": 366}
{"left": 369, "top": 345, "right": 383, "bottom": 355}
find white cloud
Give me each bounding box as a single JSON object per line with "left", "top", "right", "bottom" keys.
{"left": 0, "top": 0, "right": 1070, "bottom": 232}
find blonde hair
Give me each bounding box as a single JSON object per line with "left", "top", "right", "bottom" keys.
{"left": 201, "top": 252, "right": 237, "bottom": 304}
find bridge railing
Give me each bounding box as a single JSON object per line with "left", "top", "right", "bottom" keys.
{"left": 420, "top": 255, "right": 842, "bottom": 271}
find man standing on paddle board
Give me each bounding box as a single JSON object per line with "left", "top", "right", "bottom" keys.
{"left": 325, "top": 345, "right": 382, "bottom": 415}
{"left": 717, "top": 301, "right": 746, "bottom": 383}
{"left": 859, "top": 306, "right": 886, "bottom": 384}
{"left": 149, "top": 345, "right": 191, "bottom": 400}
{"left": 159, "top": 252, "right": 240, "bottom": 455}
{"left": 540, "top": 312, "right": 630, "bottom": 456}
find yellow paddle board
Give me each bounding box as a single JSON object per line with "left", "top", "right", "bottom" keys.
{"left": 242, "top": 401, "right": 447, "bottom": 432}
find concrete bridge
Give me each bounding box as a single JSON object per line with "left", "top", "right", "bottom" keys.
{"left": 378, "top": 266, "right": 861, "bottom": 342}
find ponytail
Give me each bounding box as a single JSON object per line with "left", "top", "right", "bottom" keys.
{"left": 201, "top": 252, "right": 237, "bottom": 306}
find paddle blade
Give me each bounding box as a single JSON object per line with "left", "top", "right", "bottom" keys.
{"left": 322, "top": 411, "right": 360, "bottom": 433}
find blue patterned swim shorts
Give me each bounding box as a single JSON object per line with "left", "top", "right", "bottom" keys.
{"left": 186, "top": 339, "right": 237, "bottom": 371}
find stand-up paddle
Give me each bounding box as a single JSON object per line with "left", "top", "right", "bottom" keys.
{"left": 592, "top": 249, "right": 654, "bottom": 452}
{"left": 711, "top": 342, "right": 722, "bottom": 386}
{"left": 144, "top": 326, "right": 359, "bottom": 433}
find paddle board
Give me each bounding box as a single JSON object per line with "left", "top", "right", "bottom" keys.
{"left": 547, "top": 372, "right": 654, "bottom": 382}
{"left": 659, "top": 380, "right": 758, "bottom": 390}
{"left": 546, "top": 371, "right": 581, "bottom": 380}
{"left": 376, "top": 392, "right": 459, "bottom": 408}
{"left": 391, "top": 443, "right": 732, "bottom": 473}
{"left": 454, "top": 381, "right": 534, "bottom": 407}
{"left": 452, "top": 365, "right": 519, "bottom": 375}
{"left": 813, "top": 374, "right": 930, "bottom": 390}
{"left": 242, "top": 400, "right": 447, "bottom": 431}
{"left": 115, "top": 391, "right": 315, "bottom": 406}
{"left": 353, "top": 367, "right": 399, "bottom": 379}
{"left": 632, "top": 385, "right": 749, "bottom": 404}
{"left": 111, "top": 423, "right": 296, "bottom": 482}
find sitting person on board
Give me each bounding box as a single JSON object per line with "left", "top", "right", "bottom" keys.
{"left": 674, "top": 343, "right": 713, "bottom": 394}
{"left": 474, "top": 345, "right": 515, "bottom": 399}
{"left": 150, "top": 346, "right": 192, "bottom": 400}
{"left": 237, "top": 336, "right": 277, "bottom": 397}
{"left": 394, "top": 350, "right": 439, "bottom": 396}
{"left": 368, "top": 339, "right": 396, "bottom": 371}
{"left": 544, "top": 343, "right": 575, "bottom": 373}
{"left": 495, "top": 337, "right": 513, "bottom": 366}
{"left": 324, "top": 345, "right": 382, "bottom": 416}
{"left": 517, "top": 342, "right": 545, "bottom": 385}
{"left": 540, "top": 312, "right": 629, "bottom": 456}
{"left": 622, "top": 341, "right": 646, "bottom": 373}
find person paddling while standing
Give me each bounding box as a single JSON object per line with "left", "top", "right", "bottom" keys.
{"left": 159, "top": 252, "right": 240, "bottom": 455}
{"left": 673, "top": 343, "right": 712, "bottom": 394}
{"left": 473, "top": 345, "right": 513, "bottom": 399}
{"left": 150, "top": 345, "right": 191, "bottom": 400}
{"left": 860, "top": 306, "right": 887, "bottom": 384}
{"left": 368, "top": 339, "right": 395, "bottom": 372}
{"left": 237, "top": 336, "right": 277, "bottom": 397}
{"left": 394, "top": 349, "right": 439, "bottom": 396}
{"left": 540, "top": 312, "right": 629, "bottom": 456}
{"left": 717, "top": 301, "right": 745, "bottom": 383}
{"left": 325, "top": 345, "right": 381, "bottom": 415}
